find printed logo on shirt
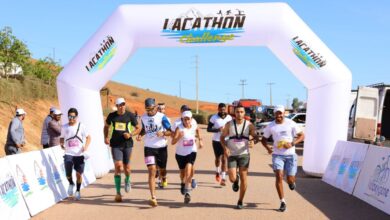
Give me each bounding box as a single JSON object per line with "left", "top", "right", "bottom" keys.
{"left": 115, "top": 122, "right": 126, "bottom": 131}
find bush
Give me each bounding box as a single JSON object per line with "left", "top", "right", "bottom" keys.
{"left": 192, "top": 111, "right": 209, "bottom": 125}
{"left": 130, "top": 91, "right": 139, "bottom": 97}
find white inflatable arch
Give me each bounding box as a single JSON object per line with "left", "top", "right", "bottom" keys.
{"left": 57, "top": 3, "right": 351, "bottom": 177}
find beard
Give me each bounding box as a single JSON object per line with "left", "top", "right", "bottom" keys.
{"left": 218, "top": 112, "right": 227, "bottom": 118}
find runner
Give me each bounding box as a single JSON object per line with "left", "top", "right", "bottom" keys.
{"left": 155, "top": 102, "right": 170, "bottom": 188}
{"left": 261, "top": 105, "right": 304, "bottom": 212}
{"left": 207, "top": 103, "right": 232, "bottom": 186}
{"left": 172, "top": 110, "right": 203, "bottom": 203}
{"left": 104, "top": 97, "right": 140, "bottom": 202}
{"left": 136, "top": 98, "right": 172, "bottom": 206}
{"left": 220, "top": 104, "right": 259, "bottom": 209}
{"left": 60, "top": 108, "right": 91, "bottom": 200}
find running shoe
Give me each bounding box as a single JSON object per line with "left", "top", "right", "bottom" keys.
{"left": 236, "top": 201, "right": 243, "bottom": 209}
{"left": 220, "top": 179, "right": 226, "bottom": 186}
{"left": 232, "top": 174, "right": 240, "bottom": 192}
{"left": 75, "top": 191, "right": 81, "bottom": 200}
{"left": 161, "top": 179, "right": 168, "bottom": 188}
{"left": 288, "top": 182, "right": 296, "bottom": 191}
{"left": 67, "top": 184, "right": 75, "bottom": 197}
{"left": 149, "top": 197, "right": 158, "bottom": 207}
{"left": 184, "top": 192, "right": 191, "bottom": 204}
{"left": 215, "top": 172, "right": 221, "bottom": 183}
{"left": 125, "top": 181, "right": 131, "bottom": 193}
{"left": 191, "top": 179, "right": 197, "bottom": 189}
{"left": 115, "top": 194, "right": 122, "bottom": 202}
{"left": 279, "top": 201, "right": 287, "bottom": 212}
{"left": 181, "top": 183, "right": 185, "bottom": 195}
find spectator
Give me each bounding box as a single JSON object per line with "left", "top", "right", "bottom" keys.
{"left": 41, "top": 107, "right": 56, "bottom": 148}
{"left": 48, "top": 109, "right": 62, "bottom": 147}
{"left": 4, "top": 108, "right": 27, "bottom": 155}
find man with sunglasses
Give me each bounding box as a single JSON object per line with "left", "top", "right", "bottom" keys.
{"left": 60, "top": 108, "right": 91, "bottom": 200}
{"left": 136, "top": 98, "right": 172, "bottom": 207}
{"left": 104, "top": 97, "right": 140, "bottom": 202}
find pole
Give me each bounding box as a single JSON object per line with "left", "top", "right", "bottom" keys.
{"left": 267, "top": 82, "right": 275, "bottom": 106}
{"left": 239, "top": 79, "right": 247, "bottom": 99}
{"left": 195, "top": 55, "right": 199, "bottom": 114}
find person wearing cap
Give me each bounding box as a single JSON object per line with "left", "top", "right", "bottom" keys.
{"left": 104, "top": 97, "right": 140, "bottom": 202}
{"left": 207, "top": 103, "right": 232, "bottom": 186}
{"left": 171, "top": 110, "right": 203, "bottom": 204}
{"left": 60, "top": 108, "right": 91, "bottom": 200}
{"left": 261, "top": 105, "right": 305, "bottom": 212}
{"left": 47, "top": 109, "right": 63, "bottom": 147}
{"left": 220, "top": 104, "right": 259, "bottom": 209}
{"left": 41, "top": 107, "right": 56, "bottom": 148}
{"left": 136, "top": 97, "right": 172, "bottom": 207}
{"left": 4, "top": 108, "right": 27, "bottom": 155}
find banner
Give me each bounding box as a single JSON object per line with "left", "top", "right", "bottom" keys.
{"left": 0, "top": 158, "right": 30, "bottom": 220}
{"left": 322, "top": 141, "right": 368, "bottom": 194}
{"left": 353, "top": 145, "right": 390, "bottom": 215}
{"left": 7, "top": 151, "right": 58, "bottom": 216}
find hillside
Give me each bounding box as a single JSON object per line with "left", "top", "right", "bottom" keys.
{"left": 0, "top": 80, "right": 217, "bottom": 157}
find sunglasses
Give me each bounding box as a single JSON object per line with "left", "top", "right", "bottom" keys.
{"left": 68, "top": 115, "right": 77, "bottom": 119}
{"left": 146, "top": 108, "right": 155, "bottom": 112}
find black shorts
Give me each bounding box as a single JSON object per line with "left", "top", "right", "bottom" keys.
{"left": 175, "top": 152, "right": 197, "bottom": 170}
{"left": 64, "top": 154, "right": 85, "bottom": 175}
{"left": 212, "top": 141, "right": 224, "bottom": 158}
{"left": 111, "top": 146, "right": 133, "bottom": 165}
{"left": 144, "top": 146, "right": 168, "bottom": 169}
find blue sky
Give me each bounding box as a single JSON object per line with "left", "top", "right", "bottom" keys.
{"left": 1, "top": 0, "right": 389, "bottom": 106}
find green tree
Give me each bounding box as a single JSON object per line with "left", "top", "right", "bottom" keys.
{"left": 0, "top": 26, "right": 31, "bottom": 79}
{"left": 292, "top": 97, "right": 300, "bottom": 111}
{"left": 26, "top": 57, "right": 62, "bottom": 85}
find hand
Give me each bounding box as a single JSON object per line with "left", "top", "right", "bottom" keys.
{"left": 224, "top": 148, "right": 230, "bottom": 157}
{"left": 136, "top": 135, "right": 142, "bottom": 142}
{"left": 248, "top": 140, "right": 255, "bottom": 148}
{"left": 60, "top": 144, "right": 65, "bottom": 149}
{"left": 123, "top": 132, "right": 131, "bottom": 139}
{"left": 199, "top": 141, "right": 204, "bottom": 149}
{"left": 284, "top": 142, "right": 294, "bottom": 149}
{"left": 156, "top": 131, "right": 164, "bottom": 137}
{"left": 104, "top": 137, "right": 110, "bottom": 145}
{"left": 267, "top": 147, "right": 273, "bottom": 154}
{"left": 219, "top": 127, "right": 224, "bottom": 132}
{"left": 16, "top": 144, "right": 23, "bottom": 148}
{"left": 82, "top": 145, "right": 88, "bottom": 152}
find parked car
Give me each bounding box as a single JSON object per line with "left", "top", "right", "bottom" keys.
{"left": 256, "top": 113, "right": 306, "bottom": 139}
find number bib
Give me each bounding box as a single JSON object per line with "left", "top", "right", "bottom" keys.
{"left": 144, "top": 156, "right": 155, "bottom": 165}
{"left": 68, "top": 139, "right": 80, "bottom": 148}
{"left": 183, "top": 139, "right": 194, "bottom": 147}
{"left": 115, "top": 122, "right": 126, "bottom": 131}
{"left": 233, "top": 139, "right": 246, "bottom": 148}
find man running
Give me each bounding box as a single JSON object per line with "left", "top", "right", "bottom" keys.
{"left": 207, "top": 103, "right": 232, "bottom": 186}
{"left": 220, "top": 105, "right": 258, "bottom": 209}
{"left": 261, "top": 105, "right": 304, "bottom": 212}
{"left": 172, "top": 110, "right": 203, "bottom": 204}
{"left": 104, "top": 97, "right": 140, "bottom": 202}
{"left": 60, "top": 108, "right": 91, "bottom": 200}
{"left": 41, "top": 107, "right": 55, "bottom": 148}
{"left": 136, "top": 98, "right": 172, "bottom": 206}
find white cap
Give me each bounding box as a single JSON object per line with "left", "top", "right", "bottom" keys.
{"left": 16, "top": 108, "right": 26, "bottom": 116}
{"left": 50, "top": 106, "right": 56, "bottom": 112}
{"left": 53, "top": 109, "right": 62, "bottom": 115}
{"left": 274, "top": 105, "right": 285, "bottom": 113}
{"left": 115, "top": 97, "right": 125, "bottom": 105}
{"left": 182, "top": 110, "right": 192, "bottom": 118}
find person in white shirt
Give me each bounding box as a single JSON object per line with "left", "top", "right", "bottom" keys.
{"left": 60, "top": 108, "right": 91, "bottom": 201}
{"left": 261, "top": 105, "right": 304, "bottom": 212}
{"left": 172, "top": 110, "right": 203, "bottom": 204}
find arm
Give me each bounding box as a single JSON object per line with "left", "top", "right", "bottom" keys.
{"left": 220, "top": 123, "right": 231, "bottom": 157}
{"left": 196, "top": 127, "right": 203, "bottom": 149}
{"left": 159, "top": 116, "right": 172, "bottom": 137}
{"left": 171, "top": 128, "right": 182, "bottom": 145}
{"left": 103, "top": 122, "right": 110, "bottom": 145}
{"left": 260, "top": 125, "right": 273, "bottom": 154}
{"left": 49, "top": 121, "right": 62, "bottom": 135}
{"left": 136, "top": 122, "right": 145, "bottom": 141}
{"left": 207, "top": 121, "right": 220, "bottom": 133}
{"left": 10, "top": 119, "right": 22, "bottom": 146}
{"left": 248, "top": 123, "right": 259, "bottom": 147}
{"left": 83, "top": 135, "right": 91, "bottom": 151}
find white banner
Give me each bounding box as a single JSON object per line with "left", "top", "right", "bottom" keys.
{"left": 7, "top": 151, "right": 57, "bottom": 216}
{"left": 353, "top": 145, "right": 390, "bottom": 215}
{"left": 0, "top": 158, "right": 30, "bottom": 220}
{"left": 322, "top": 141, "right": 368, "bottom": 194}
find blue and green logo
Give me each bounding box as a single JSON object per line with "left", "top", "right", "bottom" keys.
{"left": 0, "top": 176, "right": 19, "bottom": 208}
{"left": 291, "top": 36, "right": 326, "bottom": 70}
{"left": 85, "top": 36, "right": 116, "bottom": 73}
{"left": 162, "top": 9, "right": 246, "bottom": 44}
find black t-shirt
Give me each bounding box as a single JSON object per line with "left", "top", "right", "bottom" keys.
{"left": 106, "top": 111, "right": 138, "bottom": 148}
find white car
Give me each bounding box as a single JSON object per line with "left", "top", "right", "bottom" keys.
{"left": 256, "top": 113, "right": 306, "bottom": 137}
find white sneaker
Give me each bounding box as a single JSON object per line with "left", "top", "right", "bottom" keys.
{"left": 125, "top": 182, "right": 131, "bottom": 193}
{"left": 68, "top": 184, "right": 75, "bottom": 197}
{"left": 75, "top": 191, "right": 81, "bottom": 200}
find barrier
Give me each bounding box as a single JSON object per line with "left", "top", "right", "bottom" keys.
{"left": 322, "top": 141, "right": 369, "bottom": 194}
{"left": 0, "top": 158, "right": 30, "bottom": 220}
{"left": 353, "top": 145, "right": 390, "bottom": 215}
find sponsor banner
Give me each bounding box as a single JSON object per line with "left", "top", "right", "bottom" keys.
{"left": 353, "top": 145, "right": 390, "bottom": 215}
{"left": 0, "top": 158, "right": 30, "bottom": 220}
{"left": 322, "top": 141, "right": 368, "bottom": 194}
{"left": 7, "top": 151, "right": 57, "bottom": 216}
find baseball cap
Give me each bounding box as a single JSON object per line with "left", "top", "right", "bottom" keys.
{"left": 50, "top": 106, "right": 56, "bottom": 112}
{"left": 182, "top": 111, "right": 192, "bottom": 118}
{"left": 274, "top": 105, "right": 285, "bottom": 113}
{"left": 16, "top": 108, "right": 26, "bottom": 116}
{"left": 145, "top": 98, "right": 156, "bottom": 108}
{"left": 115, "top": 97, "right": 125, "bottom": 105}
{"left": 180, "top": 104, "right": 191, "bottom": 112}
{"left": 53, "top": 109, "right": 62, "bottom": 115}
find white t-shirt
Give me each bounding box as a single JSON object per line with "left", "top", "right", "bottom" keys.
{"left": 209, "top": 114, "right": 232, "bottom": 142}
{"left": 60, "top": 122, "right": 89, "bottom": 156}
{"left": 172, "top": 118, "right": 197, "bottom": 132}
{"left": 141, "top": 112, "right": 171, "bottom": 148}
{"left": 263, "top": 118, "right": 301, "bottom": 155}
{"left": 175, "top": 123, "right": 198, "bottom": 156}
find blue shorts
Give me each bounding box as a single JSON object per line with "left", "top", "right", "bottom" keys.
{"left": 272, "top": 154, "right": 298, "bottom": 176}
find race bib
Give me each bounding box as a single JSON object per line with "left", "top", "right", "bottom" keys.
{"left": 144, "top": 156, "right": 155, "bottom": 165}
{"left": 68, "top": 139, "right": 80, "bottom": 147}
{"left": 183, "top": 139, "right": 194, "bottom": 147}
{"left": 233, "top": 139, "right": 246, "bottom": 148}
{"left": 115, "top": 122, "right": 126, "bottom": 131}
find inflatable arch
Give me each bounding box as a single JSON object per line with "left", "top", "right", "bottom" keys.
{"left": 57, "top": 3, "right": 351, "bottom": 177}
